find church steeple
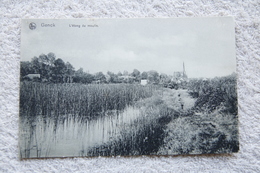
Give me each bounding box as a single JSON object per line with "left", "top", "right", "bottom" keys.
{"left": 183, "top": 62, "right": 187, "bottom": 78}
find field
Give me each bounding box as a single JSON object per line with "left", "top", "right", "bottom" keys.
{"left": 19, "top": 74, "right": 239, "bottom": 158}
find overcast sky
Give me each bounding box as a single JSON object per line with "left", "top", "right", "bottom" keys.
{"left": 21, "top": 17, "right": 236, "bottom": 78}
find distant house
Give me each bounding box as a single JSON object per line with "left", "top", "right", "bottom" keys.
{"left": 23, "top": 74, "right": 41, "bottom": 80}
{"left": 141, "top": 79, "right": 148, "bottom": 86}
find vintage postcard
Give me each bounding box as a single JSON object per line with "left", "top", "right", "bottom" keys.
{"left": 19, "top": 17, "right": 238, "bottom": 158}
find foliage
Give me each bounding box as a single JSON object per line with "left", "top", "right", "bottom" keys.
{"left": 87, "top": 93, "right": 175, "bottom": 156}
{"left": 21, "top": 53, "right": 163, "bottom": 84}
{"left": 94, "top": 72, "right": 106, "bottom": 83}
{"left": 157, "top": 74, "right": 238, "bottom": 155}
{"left": 20, "top": 80, "right": 239, "bottom": 157}
{"left": 158, "top": 110, "right": 239, "bottom": 155}
{"left": 131, "top": 69, "right": 141, "bottom": 82}
{"left": 187, "top": 74, "right": 237, "bottom": 115}
{"left": 147, "top": 70, "right": 160, "bottom": 84}
{"left": 51, "top": 58, "right": 66, "bottom": 83}
{"left": 20, "top": 53, "right": 239, "bottom": 157}
{"left": 21, "top": 53, "right": 75, "bottom": 83}
{"left": 141, "top": 71, "right": 148, "bottom": 79}
{"left": 20, "top": 61, "right": 33, "bottom": 77}
{"left": 107, "top": 71, "right": 119, "bottom": 83}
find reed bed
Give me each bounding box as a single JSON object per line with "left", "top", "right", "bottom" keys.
{"left": 19, "top": 82, "right": 159, "bottom": 158}
{"left": 20, "top": 82, "right": 157, "bottom": 120}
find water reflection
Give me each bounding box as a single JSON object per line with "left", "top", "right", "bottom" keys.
{"left": 19, "top": 106, "right": 142, "bottom": 158}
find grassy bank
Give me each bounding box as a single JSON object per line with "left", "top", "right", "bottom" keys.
{"left": 158, "top": 74, "right": 239, "bottom": 155}
{"left": 158, "top": 110, "right": 239, "bottom": 155}
{"left": 86, "top": 89, "right": 184, "bottom": 156}
{"left": 19, "top": 74, "right": 239, "bottom": 158}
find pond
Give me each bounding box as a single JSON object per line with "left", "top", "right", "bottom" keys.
{"left": 19, "top": 106, "right": 144, "bottom": 158}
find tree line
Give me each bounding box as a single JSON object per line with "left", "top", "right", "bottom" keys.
{"left": 21, "top": 53, "right": 174, "bottom": 84}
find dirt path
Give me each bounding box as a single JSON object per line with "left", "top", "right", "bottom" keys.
{"left": 161, "top": 88, "right": 196, "bottom": 111}
{"left": 83, "top": 88, "right": 197, "bottom": 156}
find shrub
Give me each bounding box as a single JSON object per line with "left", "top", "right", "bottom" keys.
{"left": 158, "top": 109, "right": 239, "bottom": 155}
{"left": 188, "top": 74, "right": 237, "bottom": 115}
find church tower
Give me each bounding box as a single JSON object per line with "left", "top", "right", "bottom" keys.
{"left": 183, "top": 62, "right": 188, "bottom": 79}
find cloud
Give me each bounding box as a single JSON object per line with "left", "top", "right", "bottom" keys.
{"left": 95, "top": 47, "right": 139, "bottom": 62}
{"left": 21, "top": 18, "right": 236, "bottom": 78}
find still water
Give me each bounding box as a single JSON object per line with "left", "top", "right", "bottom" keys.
{"left": 19, "top": 106, "right": 143, "bottom": 158}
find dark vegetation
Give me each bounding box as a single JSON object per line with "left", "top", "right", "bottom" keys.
{"left": 86, "top": 73, "right": 239, "bottom": 156}
{"left": 20, "top": 52, "right": 238, "bottom": 157}
{"left": 20, "top": 82, "right": 157, "bottom": 120}
{"left": 158, "top": 74, "right": 239, "bottom": 155}
{"left": 21, "top": 53, "right": 170, "bottom": 85}
{"left": 87, "top": 98, "right": 179, "bottom": 157}
{"left": 158, "top": 110, "right": 239, "bottom": 155}
{"left": 187, "top": 73, "right": 237, "bottom": 115}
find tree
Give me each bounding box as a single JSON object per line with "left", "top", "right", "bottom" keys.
{"left": 39, "top": 54, "right": 48, "bottom": 64}
{"left": 29, "top": 53, "right": 57, "bottom": 82}
{"left": 74, "top": 68, "right": 84, "bottom": 83}
{"left": 141, "top": 71, "right": 148, "bottom": 79}
{"left": 20, "top": 61, "right": 32, "bottom": 77}
{"left": 65, "top": 62, "right": 75, "bottom": 83}
{"left": 31, "top": 56, "right": 41, "bottom": 74}
{"left": 83, "top": 73, "right": 94, "bottom": 84}
{"left": 52, "top": 58, "right": 66, "bottom": 83}
{"left": 117, "top": 71, "right": 122, "bottom": 76}
{"left": 38, "top": 54, "right": 50, "bottom": 80}
{"left": 107, "top": 71, "right": 118, "bottom": 83}
{"left": 147, "top": 70, "right": 159, "bottom": 84}
{"left": 159, "top": 73, "right": 170, "bottom": 84}
{"left": 131, "top": 69, "right": 141, "bottom": 82}
{"left": 123, "top": 70, "right": 128, "bottom": 76}
{"left": 47, "top": 52, "right": 56, "bottom": 66}
{"left": 94, "top": 72, "right": 106, "bottom": 83}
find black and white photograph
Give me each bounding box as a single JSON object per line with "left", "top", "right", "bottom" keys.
{"left": 19, "top": 17, "right": 238, "bottom": 159}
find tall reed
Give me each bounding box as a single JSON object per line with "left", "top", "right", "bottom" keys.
{"left": 20, "top": 82, "right": 157, "bottom": 120}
